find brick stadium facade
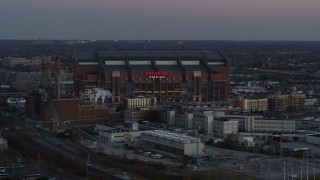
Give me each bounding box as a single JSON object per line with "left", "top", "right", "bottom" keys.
{"left": 75, "top": 50, "right": 230, "bottom": 102}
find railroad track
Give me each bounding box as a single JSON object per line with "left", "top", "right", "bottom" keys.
{"left": 11, "top": 116, "right": 122, "bottom": 180}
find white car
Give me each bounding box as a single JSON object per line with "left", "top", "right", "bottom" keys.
{"left": 0, "top": 167, "right": 5, "bottom": 173}
{"left": 151, "top": 154, "right": 162, "bottom": 159}
{"left": 143, "top": 152, "right": 152, "bottom": 156}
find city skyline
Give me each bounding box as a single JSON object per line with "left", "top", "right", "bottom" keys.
{"left": 1, "top": 0, "right": 320, "bottom": 40}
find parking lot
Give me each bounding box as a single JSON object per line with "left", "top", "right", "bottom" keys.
{"left": 81, "top": 138, "right": 320, "bottom": 179}
{"left": 87, "top": 141, "right": 179, "bottom": 166}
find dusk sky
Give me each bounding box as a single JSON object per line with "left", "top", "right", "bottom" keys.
{"left": 1, "top": 0, "right": 320, "bottom": 40}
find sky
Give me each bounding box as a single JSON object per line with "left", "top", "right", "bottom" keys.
{"left": 0, "top": 0, "right": 320, "bottom": 40}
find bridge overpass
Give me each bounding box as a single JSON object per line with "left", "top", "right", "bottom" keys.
{"left": 243, "top": 68, "right": 305, "bottom": 76}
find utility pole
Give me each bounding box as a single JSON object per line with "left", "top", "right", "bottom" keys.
{"left": 301, "top": 160, "right": 303, "bottom": 180}
{"left": 269, "top": 160, "right": 271, "bottom": 180}
{"left": 196, "top": 125, "right": 199, "bottom": 167}
{"left": 281, "top": 119, "right": 284, "bottom": 159}
{"left": 307, "top": 157, "right": 309, "bottom": 180}
{"left": 38, "top": 153, "right": 40, "bottom": 172}
{"left": 291, "top": 164, "right": 293, "bottom": 180}
{"left": 313, "top": 157, "right": 315, "bottom": 180}
{"left": 12, "top": 162, "right": 14, "bottom": 178}
{"left": 303, "top": 155, "right": 305, "bottom": 171}
{"left": 87, "top": 154, "right": 90, "bottom": 179}
{"left": 284, "top": 161, "right": 286, "bottom": 180}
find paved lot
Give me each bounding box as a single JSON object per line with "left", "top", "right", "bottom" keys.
{"left": 83, "top": 141, "right": 179, "bottom": 166}
{"left": 281, "top": 142, "right": 320, "bottom": 154}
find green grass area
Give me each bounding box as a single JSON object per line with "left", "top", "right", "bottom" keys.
{"left": 0, "top": 162, "right": 24, "bottom": 168}
{"left": 0, "top": 162, "right": 13, "bottom": 167}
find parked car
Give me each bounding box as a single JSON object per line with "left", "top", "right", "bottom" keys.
{"left": 0, "top": 167, "right": 5, "bottom": 173}
{"left": 151, "top": 154, "right": 163, "bottom": 159}
{"left": 143, "top": 152, "right": 152, "bottom": 157}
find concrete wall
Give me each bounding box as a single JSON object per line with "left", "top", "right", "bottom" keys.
{"left": 184, "top": 142, "right": 205, "bottom": 156}
{"left": 306, "top": 135, "right": 320, "bottom": 145}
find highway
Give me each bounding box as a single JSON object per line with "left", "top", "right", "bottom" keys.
{"left": 242, "top": 67, "right": 304, "bottom": 76}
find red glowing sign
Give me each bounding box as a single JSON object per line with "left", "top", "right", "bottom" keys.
{"left": 145, "top": 72, "right": 169, "bottom": 79}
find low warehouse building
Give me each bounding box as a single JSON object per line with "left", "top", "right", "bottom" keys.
{"left": 306, "top": 133, "right": 320, "bottom": 145}
{"left": 140, "top": 130, "right": 205, "bottom": 156}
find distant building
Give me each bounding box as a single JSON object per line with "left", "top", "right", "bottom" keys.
{"left": 233, "top": 86, "right": 267, "bottom": 94}
{"left": 165, "top": 110, "right": 176, "bottom": 126}
{"left": 234, "top": 97, "right": 268, "bottom": 112}
{"left": 26, "top": 97, "right": 121, "bottom": 127}
{"left": 306, "top": 134, "right": 320, "bottom": 145}
{"left": 193, "top": 111, "right": 214, "bottom": 136}
{"left": 11, "top": 72, "right": 42, "bottom": 90}
{"left": 151, "top": 109, "right": 175, "bottom": 124}
{"left": 123, "top": 96, "right": 157, "bottom": 110}
{"left": 304, "top": 98, "right": 317, "bottom": 106}
{"left": 268, "top": 94, "right": 289, "bottom": 111}
{"left": 94, "top": 124, "right": 145, "bottom": 143}
{"left": 124, "top": 108, "right": 154, "bottom": 122}
{"left": 175, "top": 112, "right": 193, "bottom": 129}
{"left": 268, "top": 93, "right": 305, "bottom": 111}
{"left": 140, "top": 130, "right": 205, "bottom": 156}
{"left": 213, "top": 118, "right": 238, "bottom": 138}
{"left": 124, "top": 110, "right": 145, "bottom": 122}
{"left": 289, "top": 93, "right": 305, "bottom": 110}
{"left": 244, "top": 116, "right": 295, "bottom": 133}
{"left": 2, "top": 57, "right": 41, "bottom": 68}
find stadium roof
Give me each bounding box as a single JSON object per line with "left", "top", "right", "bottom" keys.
{"left": 77, "top": 49, "right": 227, "bottom": 63}
{"left": 103, "top": 66, "right": 127, "bottom": 73}
{"left": 76, "top": 51, "right": 97, "bottom": 62}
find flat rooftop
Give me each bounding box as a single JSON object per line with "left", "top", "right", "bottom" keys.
{"left": 143, "top": 130, "right": 201, "bottom": 143}
{"left": 307, "top": 133, "right": 320, "bottom": 137}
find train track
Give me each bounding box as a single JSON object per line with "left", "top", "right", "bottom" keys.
{"left": 11, "top": 115, "right": 122, "bottom": 180}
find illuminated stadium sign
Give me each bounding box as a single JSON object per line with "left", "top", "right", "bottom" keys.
{"left": 145, "top": 72, "right": 169, "bottom": 79}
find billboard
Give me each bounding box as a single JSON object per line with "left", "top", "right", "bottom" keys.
{"left": 145, "top": 72, "right": 169, "bottom": 79}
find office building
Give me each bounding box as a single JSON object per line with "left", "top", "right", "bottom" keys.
{"left": 123, "top": 96, "right": 157, "bottom": 110}
{"left": 268, "top": 93, "right": 305, "bottom": 111}
{"left": 213, "top": 118, "right": 239, "bottom": 137}
{"left": 193, "top": 111, "right": 214, "bottom": 135}
{"left": 234, "top": 97, "right": 268, "bottom": 112}
{"left": 244, "top": 116, "right": 295, "bottom": 133}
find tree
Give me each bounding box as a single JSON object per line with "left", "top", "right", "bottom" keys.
{"left": 223, "top": 134, "right": 239, "bottom": 150}
{"left": 124, "top": 132, "right": 132, "bottom": 143}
